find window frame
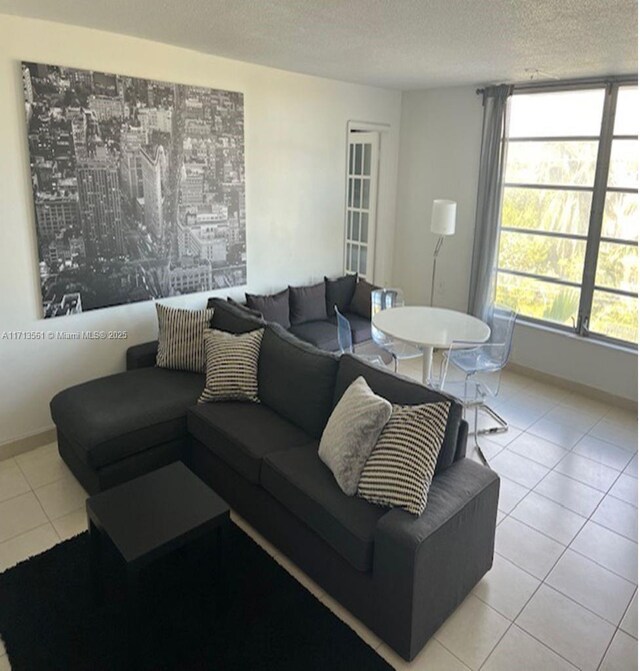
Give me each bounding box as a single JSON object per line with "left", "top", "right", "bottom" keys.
{"left": 496, "top": 78, "right": 638, "bottom": 348}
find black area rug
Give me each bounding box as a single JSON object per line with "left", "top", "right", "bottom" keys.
{"left": 0, "top": 525, "right": 391, "bottom": 671}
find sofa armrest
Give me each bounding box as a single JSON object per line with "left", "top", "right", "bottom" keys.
{"left": 454, "top": 419, "right": 469, "bottom": 461}
{"left": 126, "top": 340, "right": 159, "bottom": 370}
{"left": 372, "top": 459, "right": 499, "bottom": 661}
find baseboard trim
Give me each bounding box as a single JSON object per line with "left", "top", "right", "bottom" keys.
{"left": 0, "top": 427, "right": 57, "bottom": 462}
{"left": 506, "top": 362, "right": 638, "bottom": 411}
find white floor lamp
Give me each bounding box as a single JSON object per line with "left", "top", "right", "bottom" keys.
{"left": 430, "top": 199, "right": 457, "bottom": 306}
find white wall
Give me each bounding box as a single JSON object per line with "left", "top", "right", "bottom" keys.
{"left": 393, "top": 86, "right": 638, "bottom": 401}
{"left": 0, "top": 14, "right": 402, "bottom": 449}
{"left": 393, "top": 87, "right": 482, "bottom": 309}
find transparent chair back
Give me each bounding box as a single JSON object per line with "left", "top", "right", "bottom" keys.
{"left": 441, "top": 306, "right": 517, "bottom": 461}
{"left": 335, "top": 306, "right": 385, "bottom": 367}
{"left": 335, "top": 306, "right": 354, "bottom": 354}
{"left": 371, "top": 288, "right": 403, "bottom": 348}
{"left": 487, "top": 305, "right": 517, "bottom": 366}
{"left": 441, "top": 306, "right": 517, "bottom": 398}
{"left": 370, "top": 288, "right": 422, "bottom": 371}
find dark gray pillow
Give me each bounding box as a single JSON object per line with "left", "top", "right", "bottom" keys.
{"left": 246, "top": 288, "right": 290, "bottom": 328}
{"left": 227, "top": 297, "right": 263, "bottom": 319}
{"left": 349, "top": 278, "right": 378, "bottom": 319}
{"left": 208, "top": 297, "right": 265, "bottom": 334}
{"left": 289, "top": 282, "right": 327, "bottom": 325}
{"left": 325, "top": 274, "right": 357, "bottom": 317}
{"left": 258, "top": 324, "right": 338, "bottom": 438}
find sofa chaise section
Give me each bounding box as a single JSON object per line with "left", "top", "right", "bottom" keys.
{"left": 51, "top": 367, "right": 204, "bottom": 493}
{"left": 52, "top": 299, "right": 265, "bottom": 493}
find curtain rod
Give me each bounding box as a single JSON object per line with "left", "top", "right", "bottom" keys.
{"left": 476, "top": 73, "right": 637, "bottom": 96}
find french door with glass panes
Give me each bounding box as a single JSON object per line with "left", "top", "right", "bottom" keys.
{"left": 344, "top": 132, "right": 379, "bottom": 281}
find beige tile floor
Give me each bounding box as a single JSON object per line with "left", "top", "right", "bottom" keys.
{"left": 0, "top": 358, "right": 637, "bottom": 670}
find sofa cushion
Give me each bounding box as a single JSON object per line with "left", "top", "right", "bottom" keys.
{"left": 289, "top": 282, "right": 327, "bottom": 325}
{"left": 357, "top": 401, "right": 451, "bottom": 516}
{"left": 261, "top": 444, "right": 388, "bottom": 572}
{"left": 155, "top": 303, "right": 215, "bottom": 373}
{"left": 334, "top": 355, "right": 462, "bottom": 474}
{"left": 50, "top": 368, "right": 205, "bottom": 469}
{"left": 289, "top": 320, "right": 339, "bottom": 352}
{"left": 199, "top": 328, "right": 264, "bottom": 403}
{"left": 187, "top": 402, "right": 312, "bottom": 483}
{"left": 207, "top": 297, "right": 265, "bottom": 334}
{"left": 325, "top": 274, "right": 357, "bottom": 317}
{"left": 343, "top": 312, "right": 372, "bottom": 344}
{"left": 245, "top": 288, "right": 290, "bottom": 328}
{"left": 226, "top": 297, "right": 263, "bottom": 319}
{"left": 258, "top": 324, "right": 339, "bottom": 438}
{"left": 319, "top": 376, "right": 392, "bottom": 496}
{"left": 326, "top": 313, "right": 371, "bottom": 345}
{"left": 349, "top": 278, "right": 377, "bottom": 319}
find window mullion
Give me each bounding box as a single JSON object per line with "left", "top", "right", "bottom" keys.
{"left": 577, "top": 84, "right": 619, "bottom": 336}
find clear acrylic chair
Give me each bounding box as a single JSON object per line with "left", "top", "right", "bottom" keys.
{"left": 371, "top": 288, "right": 422, "bottom": 372}
{"left": 440, "top": 306, "right": 517, "bottom": 465}
{"left": 335, "top": 307, "right": 386, "bottom": 367}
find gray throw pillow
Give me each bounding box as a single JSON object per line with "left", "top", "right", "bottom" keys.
{"left": 318, "top": 376, "right": 392, "bottom": 495}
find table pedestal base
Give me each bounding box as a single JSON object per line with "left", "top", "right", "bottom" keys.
{"left": 421, "top": 346, "right": 434, "bottom": 386}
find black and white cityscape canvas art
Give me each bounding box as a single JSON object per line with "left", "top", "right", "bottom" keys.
{"left": 22, "top": 62, "right": 246, "bottom": 318}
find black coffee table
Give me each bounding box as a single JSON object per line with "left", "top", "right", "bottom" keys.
{"left": 86, "top": 462, "right": 230, "bottom": 667}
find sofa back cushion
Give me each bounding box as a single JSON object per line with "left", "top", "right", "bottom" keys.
{"left": 227, "top": 297, "right": 264, "bottom": 319}
{"left": 325, "top": 274, "right": 357, "bottom": 317}
{"left": 289, "top": 282, "right": 327, "bottom": 325}
{"left": 245, "top": 288, "right": 290, "bottom": 328}
{"left": 333, "top": 354, "right": 463, "bottom": 473}
{"left": 349, "top": 278, "right": 378, "bottom": 319}
{"left": 207, "top": 297, "right": 265, "bottom": 334}
{"left": 258, "top": 324, "right": 339, "bottom": 438}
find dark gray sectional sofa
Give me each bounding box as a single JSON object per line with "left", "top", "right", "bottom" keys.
{"left": 50, "top": 298, "right": 499, "bottom": 662}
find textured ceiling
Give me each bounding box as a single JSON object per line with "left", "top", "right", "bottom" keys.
{"left": 0, "top": 0, "right": 637, "bottom": 89}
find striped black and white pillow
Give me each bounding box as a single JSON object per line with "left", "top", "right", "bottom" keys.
{"left": 357, "top": 402, "right": 451, "bottom": 516}
{"left": 155, "top": 304, "right": 215, "bottom": 373}
{"left": 199, "top": 328, "right": 264, "bottom": 403}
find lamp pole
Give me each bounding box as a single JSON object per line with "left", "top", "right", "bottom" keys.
{"left": 429, "top": 199, "right": 457, "bottom": 307}
{"left": 430, "top": 236, "right": 445, "bottom": 306}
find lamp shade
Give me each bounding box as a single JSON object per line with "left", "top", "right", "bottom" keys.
{"left": 431, "top": 199, "right": 457, "bottom": 236}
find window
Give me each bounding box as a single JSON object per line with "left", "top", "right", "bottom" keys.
{"left": 495, "top": 83, "right": 638, "bottom": 345}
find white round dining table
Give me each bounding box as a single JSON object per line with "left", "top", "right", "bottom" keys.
{"left": 371, "top": 306, "right": 491, "bottom": 385}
